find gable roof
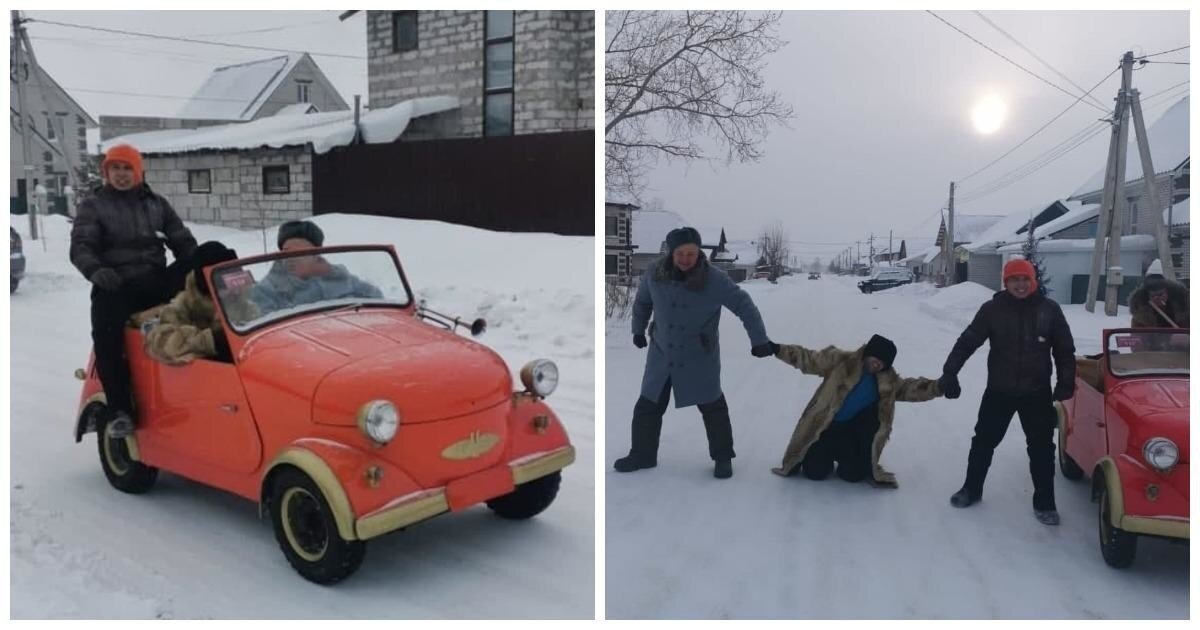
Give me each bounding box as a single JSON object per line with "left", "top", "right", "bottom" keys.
{"left": 631, "top": 209, "right": 687, "bottom": 253}
{"left": 177, "top": 54, "right": 306, "bottom": 121}
{"left": 10, "top": 65, "right": 97, "bottom": 127}
{"left": 1071, "top": 95, "right": 1189, "bottom": 199}
{"left": 937, "top": 214, "right": 1005, "bottom": 247}
{"left": 962, "top": 200, "right": 1080, "bottom": 252}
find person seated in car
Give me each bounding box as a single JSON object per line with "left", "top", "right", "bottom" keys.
{"left": 145, "top": 241, "right": 254, "bottom": 365}
{"left": 249, "top": 220, "right": 383, "bottom": 313}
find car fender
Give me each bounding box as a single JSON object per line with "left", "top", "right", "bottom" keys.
{"left": 261, "top": 444, "right": 359, "bottom": 541}
{"left": 1093, "top": 457, "right": 1124, "bottom": 530}
{"left": 505, "top": 394, "right": 574, "bottom": 482}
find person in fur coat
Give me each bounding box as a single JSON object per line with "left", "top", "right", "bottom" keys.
{"left": 1129, "top": 259, "right": 1188, "bottom": 329}
{"left": 769, "top": 334, "right": 949, "bottom": 488}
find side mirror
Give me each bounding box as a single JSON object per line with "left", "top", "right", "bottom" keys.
{"left": 470, "top": 318, "right": 487, "bottom": 337}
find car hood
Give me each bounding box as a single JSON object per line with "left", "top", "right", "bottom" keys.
{"left": 237, "top": 310, "right": 512, "bottom": 425}
{"left": 1110, "top": 379, "right": 1190, "bottom": 458}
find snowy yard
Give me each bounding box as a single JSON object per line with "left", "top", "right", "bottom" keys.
{"left": 9, "top": 214, "right": 595, "bottom": 619}
{"left": 605, "top": 273, "right": 1187, "bottom": 619}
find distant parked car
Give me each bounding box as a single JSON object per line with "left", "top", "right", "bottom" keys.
{"left": 1057, "top": 328, "right": 1188, "bottom": 568}
{"left": 808, "top": 271, "right": 820, "bottom": 280}
{"left": 857, "top": 268, "right": 912, "bottom": 293}
{"left": 10, "top": 227, "right": 25, "bottom": 293}
{"left": 751, "top": 271, "right": 770, "bottom": 280}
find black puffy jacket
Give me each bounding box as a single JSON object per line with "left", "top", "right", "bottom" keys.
{"left": 943, "top": 290, "right": 1075, "bottom": 395}
{"left": 69, "top": 184, "right": 197, "bottom": 287}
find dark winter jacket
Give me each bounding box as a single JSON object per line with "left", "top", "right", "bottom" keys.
{"left": 943, "top": 291, "right": 1075, "bottom": 395}
{"left": 1129, "top": 279, "right": 1189, "bottom": 328}
{"left": 249, "top": 259, "right": 383, "bottom": 313}
{"left": 632, "top": 253, "right": 769, "bottom": 408}
{"left": 69, "top": 183, "right": 197, "bottom": 287}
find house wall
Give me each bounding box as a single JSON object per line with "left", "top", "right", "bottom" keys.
{"left": 966, "top": 252, "right": 1002, "bottom": 290}
{"left": 605, "top": 203, "right": 632, "bottom": 279}
{"left": 1002, "top": 242, "right": 1157, "bottom": 304}
{"left": 11, "top": 80, "right": 94, "bottom": 199}
{"left": 1050, "top": 217, "right": 1098, "bottom": 240}
{"left": 366, "top": 10, "right": 593, "bottom": 138}
{"left": 141, "top": 146, "right": 312, "bottom": 229}
{"left": 256, "top": 55, "right": 350, "bottom": 117}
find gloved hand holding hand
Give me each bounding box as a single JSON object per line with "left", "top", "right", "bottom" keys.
{"left": 633, "top": 333, "right": 647, "bottom": 349}
{"left": 938, "top": 373, "right": 961, "bottom": 399}
{"left": 1053, "top": 381, "right": 1075, "bottom": 401}
{"left": 751, "top": 341, "right": 779, "bottom": 358}
{"left": 90, "top": 268, "right": 122, "bottom": 291}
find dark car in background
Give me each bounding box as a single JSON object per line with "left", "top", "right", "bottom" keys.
{"left": 10, "top": 227, "right": 25, "bottom": 293}
{"left": 858, "top": 268, "right": 913, "bottom": 294}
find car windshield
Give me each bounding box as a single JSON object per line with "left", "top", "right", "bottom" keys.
{"left": 212, "top": 249, "right": 411, "bottom": 333}
{"left": 1107, "top": 330, "right": 1189, "bottom": 377}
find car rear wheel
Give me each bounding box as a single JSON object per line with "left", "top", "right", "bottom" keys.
{"left": 1056, "top": 404, "right": 1084, "bottom": 481}
{"left": 1098, "top": 478, "right": 1137, "bottom": 568}
{"left": 269, "top": 468, "right": 365, "bottom": 584}
{"left": 97, "top": 413, "right": 158, "bottom": 494}
{"left": 486, "top": 471, "right": 561, "bottom": 520}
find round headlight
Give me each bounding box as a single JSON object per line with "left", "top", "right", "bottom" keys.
{"left": 520, "top": 360, "right": 559, "bottom": 397}
{"left": 357, "top": 400, "right": 399, "bottom": 444}
{"left": 1143, "top": 437, "right": 1178, "bottom": 471}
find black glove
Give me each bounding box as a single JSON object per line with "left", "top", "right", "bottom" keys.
{"left": 938, "top": 373, "right": 961, "bottom": 399}
{"left": 1053, "top": 381, "right": 1074, "bottom": 401}
{"left": 751, "top": 341, "right": 778, "bottom": 358}
{"left": 633, "top": 334, "right": 647, "bottom": 349}
{"left": 90, "top": 267, "right": 122, "bottom": 291}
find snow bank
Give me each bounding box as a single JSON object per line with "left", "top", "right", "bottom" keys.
{"left": 916, "top": 281, "right": 996, "bottom": 328}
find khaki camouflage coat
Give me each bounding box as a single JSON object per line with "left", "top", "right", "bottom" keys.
{"left": 773, "top": 343, "right": 942, "bottom": 487}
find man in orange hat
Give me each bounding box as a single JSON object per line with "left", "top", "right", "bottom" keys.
{"left": 939, "top": 257, "right": 1075, "bottom": 526}
{"left": 70, "top": 143, "right": 197, "bottom": 438}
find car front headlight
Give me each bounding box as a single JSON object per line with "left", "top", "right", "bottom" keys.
{"left": 520, "top": 359, "right": 559, "bottom": 397}
{"left": 357, "top": 400, "right": 399, "bottom": 444}
{"left": 1143, "top": 437, "right": 1178, "bottom": 471}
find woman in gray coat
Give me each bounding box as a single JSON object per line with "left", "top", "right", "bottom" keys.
{"left": 614, "top": 227, "right": 775, "bottom": 479}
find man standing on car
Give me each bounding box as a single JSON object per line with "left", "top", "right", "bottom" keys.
{"left": 939, "top": 258, "right": 1075, "bottom": 525}
{"left": 613, "top": 227, "right": 775, "bottom": 479}
{"left": 70, "top": 143, "right": 197, "bottom": 438}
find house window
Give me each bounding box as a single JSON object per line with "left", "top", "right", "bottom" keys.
{"left": 296, "top": 81, "right": 311, "bottom": 103}
{"left": 45, "top": 115, "right": 55, "bottom": 139}
{"left": 483, "top": 10, "right": 515, "bottom": 137}
{"left": 42, "top": 151, "right": 53, "bottom": 163}
{"left": 78, "top": 139, "right": 87, "bottom": 152}
{"left": 392, "top": 11, "right": 418, "bottom": 53}
{"left": 188, "top": 169, "right": 212, "bottom": 194}
{"left": 606, "top": 254, "right": 617, "bottom": 275}
{"left": 606, "top": 216, "right": 618, "bottom": 237}
{"left": 263, "top": 165, "right": 290, "bottom": 194}
{"left": 1127, "top": 199, "right": 1138, "bottom": 234}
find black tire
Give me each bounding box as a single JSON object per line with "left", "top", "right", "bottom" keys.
{"left": 486, "top": 471, "right": 562, "bottom": 520}
{"left": 1057, "top": 405, "right": 1084, "bottom": 481}
{"left": 9, "top": 277, "right": 17, "bottom": 294}
{"left": 269, "top": 468, "right": 366, "bottom": 585}
{"left": 1098, "top": 477, "right": 1137, "bottom": 568}
{"left": 97, "top": 414, "right": 158, "bottom": 494}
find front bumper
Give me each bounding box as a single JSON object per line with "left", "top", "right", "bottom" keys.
{"left": 11, "top": 252, "right": 25, "bottom": 279}
{"left": 354, "top": 444, "right": 575, "bottom": 540}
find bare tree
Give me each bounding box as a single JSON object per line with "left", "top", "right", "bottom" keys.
{"left": 756, "top": 222, "right": 789, "bottom": 281}
{"left": 811, "top": 257, "right": 822, "bottom": 273}
{"left": 605, "top": 11, "right": 794, "bottom": 197}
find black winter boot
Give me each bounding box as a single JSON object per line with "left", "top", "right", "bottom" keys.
{"left": 950, "top": 487, "right": 981, "bottom": 508}
{"left": 613, "top": 454, "right": 656, "bottom": 473}
{"left": 713, "top": 459, "right": 732, "bottom": 479}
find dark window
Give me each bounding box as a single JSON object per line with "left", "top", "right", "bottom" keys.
{"left": 45, "top": 115, "right": 55, "bottom": 139}
{"left": 42, "top": 151, "right": 53, "bottom": 163}
{"left": 606, "top": 216, "right": 617, "bottom": 236}
{"left": 606, "top": 254, "right": 617, "bottom": 275}
{"left": 78, "top": 139, "right": 87, "bottom": 152}
{"left": 75, "top": 114, "right": 85, "bottom": 126}
{"left": 483, "top": 10, "right": 515, "bottom": 137}
{"left": 392, "top": 11, "right": 418, "bottom": 53}
{"left": 296, "top": 81, "right": 311, "bottom": 103}
{"left": 188, "top": 169, "right": 212, "bottom": 194}
{"left": 263, "top": 165, "right": 290, "bottom": 194}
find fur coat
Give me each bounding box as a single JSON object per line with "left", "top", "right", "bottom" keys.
{"left": 772, "top": 344, "right": 942, "bottom": 488}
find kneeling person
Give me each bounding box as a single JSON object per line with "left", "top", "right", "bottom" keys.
{"left": 771, "top": 335, "right": 950, "bottom": 488}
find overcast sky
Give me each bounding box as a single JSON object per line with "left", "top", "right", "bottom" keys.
{"left": 638, "top": 10, "right": 1189, "bottom": 263}
{"left": 21, "top": 10, "right": 368, "bottom": 118}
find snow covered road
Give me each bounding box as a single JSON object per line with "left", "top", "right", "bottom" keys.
{"left": 9, "top": 215, "right": 595, "bottom": 619}
{"left": 604, "top": 273, "right": 1187, "bottom": 619}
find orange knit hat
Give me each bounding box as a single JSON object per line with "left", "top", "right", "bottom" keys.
{"left": 1003, "top": 258, "right": 1037, "bottom": 293}
{"left": 101, "top": 144, "right": 144, "bottom": 185}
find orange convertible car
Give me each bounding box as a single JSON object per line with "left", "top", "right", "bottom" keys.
{"left": 74, "top": 245, "right": 575, "bottom": 584}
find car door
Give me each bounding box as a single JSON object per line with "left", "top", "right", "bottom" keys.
{"left": 1067, "top": 370, "right": 1107, "bottom": 471}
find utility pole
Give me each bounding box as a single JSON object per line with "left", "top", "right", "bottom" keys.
{"left": 12, "top": 11, "right": 37, "bottom": 239}
{"left": 1087, "top": 51, "right": 1135, "bottom": 315}
{"left": 1129, "top": 87, "right": 1176, "bottom": 281}
{"left": 868, "top": 233, "right": 875, "bottom": 267}
{"left": 889, "top": 229, "right": 893, "bottom": 262}
{"left": 856, "top": 241, "right": 861, "bottom": 269}
{"left": 946, "top": 182, "right": 956, "bottom": 286}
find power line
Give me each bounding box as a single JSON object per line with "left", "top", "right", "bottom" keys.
{"left": 956, "top": 64, "right": 1120, "bottom": 185}
{"left": 925, "top": 11, "right": 1111, "bottom": 115}
{"left": 1139, "top": 44, "right": 1189, "bottom": 58}
{"left": 972, "top": 11, "right": 1107, "bottom": 110}
{"left": 26, "top": 17, "right": 366, "bottom": 61}
{"left": 1143, "top": 61, "right": 1189, "bottom": 66}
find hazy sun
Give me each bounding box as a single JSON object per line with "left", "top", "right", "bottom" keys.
{"left": 971, "top": 95, "right": 1007, "bottom": 134}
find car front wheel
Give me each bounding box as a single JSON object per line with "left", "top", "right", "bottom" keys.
{"left": 269, "top": 468, "right": 366, "bottom": 585}
{"left": 486, "top": 471, "right": 562, "bottom": 520}
{"left": 97, "top": 413, "right": 158, "bottom": 494}
{"left": 1098, "top": 478, "right": 1137, "bottom": 568}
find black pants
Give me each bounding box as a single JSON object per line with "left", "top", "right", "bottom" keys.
{"left": 628, "top": 379, "right": 735, "bottom": 462}
{"left": 91, "top": 278, "right": 171, "bottom": 416}
{"left": 801, "top": 405, "right": 879, "bottom": 482}
{"left": 963, "top": 388, "right": 1057, "bottom": 511}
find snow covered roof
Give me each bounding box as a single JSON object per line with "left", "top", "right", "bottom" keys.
{"left": 101, "top": 96, "right": 459, "bottom": 156}
{"left": 963, "top": 200, "right": 1087, "bottom": 253}
{"left": 273, "top": 103, "right": 319, "bottom": 117}
{"left": 996, "top": 234, "right": 1156, "bottom": 254}
{"left": 1071, "top": 96, "right": 1190, "bottom": 199}
{"left": 631, "top": 209, "right": 687, "bottom": 254}
{"left": 946, "top": 214, "right": 1005, "bottom": 245}
{"left": 177, "top": 55, "right": 304, "bottom": 121}
{"left": 1035, "top": 201, "right": 1100, "bottom": 237}
{"left": 905, "top": 244, "right": 942, "bottom": 265}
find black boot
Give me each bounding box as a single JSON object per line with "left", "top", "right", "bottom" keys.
{"left": 713, "top": 459, "right": 732, "bottom": 479}
{"left": 950, "top": 487, "right": 981, "bottom": 508}
{"left": 613, "top": 453, "right": 657, "bottom": 473}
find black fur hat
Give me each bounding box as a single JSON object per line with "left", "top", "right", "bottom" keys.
{"left": 665, "top": 226, "right": 702, "bottom": 253}
{"left": 277, "top": 220, "right": 325, "bottom": 249}
{"left": 864, "top": 334, "right": 898, "bottom": 369}
{"left": 192, "top": 241, "right": 237, "bottom": 296}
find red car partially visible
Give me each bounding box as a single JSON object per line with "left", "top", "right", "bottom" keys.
{"left": 1057, "top": 328, "right": 1188, "bottom": 568}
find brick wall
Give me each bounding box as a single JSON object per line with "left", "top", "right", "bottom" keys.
{"left": 141, "top": 147, "right": 312, "bottom": 229}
